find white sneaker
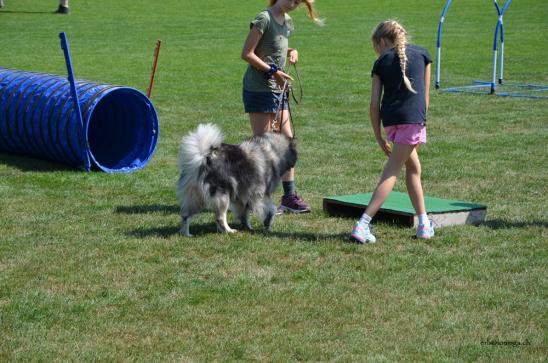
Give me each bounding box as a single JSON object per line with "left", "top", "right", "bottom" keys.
{"left": 416, "top": 220, "right": 435, "bottom": 239}
{"left": 350, "top": 220, "right": 376, "bottom": 244}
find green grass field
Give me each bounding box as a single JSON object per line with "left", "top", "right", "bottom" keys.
{"left": 1, "top": 0, "right": 547, "bottom": 361}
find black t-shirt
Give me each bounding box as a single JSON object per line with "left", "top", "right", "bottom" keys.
{"left": 371, "top": 44, "right": 433, "bottom": 127}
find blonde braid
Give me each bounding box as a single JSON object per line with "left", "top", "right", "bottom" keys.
{"left": 393, "top": 25, "right": 417, "bottom": 93}
{"left": 372, "top": 20, "right": 417, "bottom": 94}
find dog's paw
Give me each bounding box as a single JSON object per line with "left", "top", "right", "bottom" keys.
{"left": 241, "top": 219, "right": 253, "bottom": 231}
{"left": 216, "top": 222, "right": 238, "bottom": 234}
{"left": 218, "top": 228, "right": 238, "bottom": 234}
{"left": 263, "top": 211, "right": 275, "bottom": 230}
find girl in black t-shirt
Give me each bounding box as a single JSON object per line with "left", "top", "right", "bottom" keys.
{"left": 351, "top": 20, "right": 434, "bottom": 244}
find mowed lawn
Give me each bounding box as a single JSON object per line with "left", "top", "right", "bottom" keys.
{"left": 0, "top": 0, "right": 546, "bottom": 361}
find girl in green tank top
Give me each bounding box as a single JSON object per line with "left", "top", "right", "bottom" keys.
{"left": 241, "top": 0, "right": 323, "bottom": 214}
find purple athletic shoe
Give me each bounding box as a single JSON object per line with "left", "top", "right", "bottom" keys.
{"left": 277, "top": 193, "right": 311, "bottom": 214}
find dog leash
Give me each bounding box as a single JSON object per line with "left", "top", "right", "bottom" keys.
{"left": 272, "top": 63, "right": 302, "bottom": 137}
{"left": 289, "top": 63, "right": 303, "bottom": 104}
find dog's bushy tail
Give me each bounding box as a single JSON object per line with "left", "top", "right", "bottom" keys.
{"left": 179, "top": 123, "right": 223, "bottom": 176}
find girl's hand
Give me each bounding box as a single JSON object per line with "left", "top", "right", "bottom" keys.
{"left": 288, "top": 49, "right": 298, "bottom": 64}
{"left": 377, "top": 138, "right": 392, "bottom": 156}
{"left": 273, "top": 70, "right": 293, "bottom": 90}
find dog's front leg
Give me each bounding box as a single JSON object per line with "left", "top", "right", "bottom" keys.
{"left": 231, "top": 201, "right": 252, "bottom": 231}
{"left": 240, "top": 203, "right": 253, "bottom": 231}
{"left": 241, "top": 214, "right": 253, "bottom": 231}
{"left": 216, "top": 206, "right": 237, "bottom": 234}
{"left": 263, "top": 202, "right": 277, "bottom": 231}
{"left": 180, "top": 215, "right": 193, "bottom": 237}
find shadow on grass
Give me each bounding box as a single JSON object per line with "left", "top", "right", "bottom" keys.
{"left": 126, "top": 222, "right": 348, "bottom": 242}
{"left": 126, "top": 217, "right": 547, "bottom": 240}
{"left": 115, "top": 204, "right": 179, "bottom": 215}
{"left": 0, "top": 153, "right": 73, "bottom": 172}
{"left": 118, "top": 203, "right": 347, "bottom": 241}
{"left": 254, "top": 229, "right": 349, "bottom": 243}
{"left": 127, "top": 224, "right": 215, "bottom": 239}
{"left": 483, "top": 219, "right": 548, "bottom": 229}
{"left": 0, "top": 10, "right": 53, "bottom": 14}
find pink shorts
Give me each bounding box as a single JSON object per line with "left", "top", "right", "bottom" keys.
{"left": 385, "top": 123, "right": 427, "bottom": 145}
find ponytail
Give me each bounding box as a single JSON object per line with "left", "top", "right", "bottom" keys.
{"left": 269, "top": 0, "right": 324, "bottom": 26}
{"left": 301, "top": 0, "right": 324, "bottom": 26}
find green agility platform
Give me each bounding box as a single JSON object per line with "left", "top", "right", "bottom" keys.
{"left": 323, "top": 192, "right": 487, "bottom": 227}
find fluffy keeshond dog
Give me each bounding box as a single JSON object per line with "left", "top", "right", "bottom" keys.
{"left": 176, "top": 123, "right": 298, "bottom": 236}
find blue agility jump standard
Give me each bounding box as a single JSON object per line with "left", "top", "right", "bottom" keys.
{"left": 436, "top": 0, "right": 510, "bottom": 91}
{"left": 435, "top": 0, "right": 548, "bottom": 99}
{"left": 0, "top": 32, "right": 159, "bottom": 173}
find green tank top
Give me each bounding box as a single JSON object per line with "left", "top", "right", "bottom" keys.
{"left": 243, "top": 9, "right": 294, "bottom": 93}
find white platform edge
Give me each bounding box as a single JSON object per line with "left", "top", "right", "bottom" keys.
{"left": 415, "top": 209, "right": 487, "bottom": 228}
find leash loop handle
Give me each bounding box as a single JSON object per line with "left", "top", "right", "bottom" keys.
{"left": 272, "top": 63, "right": 302, "bottom": 137}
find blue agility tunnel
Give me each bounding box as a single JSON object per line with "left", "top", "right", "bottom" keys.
{"left": 0, "top": 67, "right": 159, "bottom": 172}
